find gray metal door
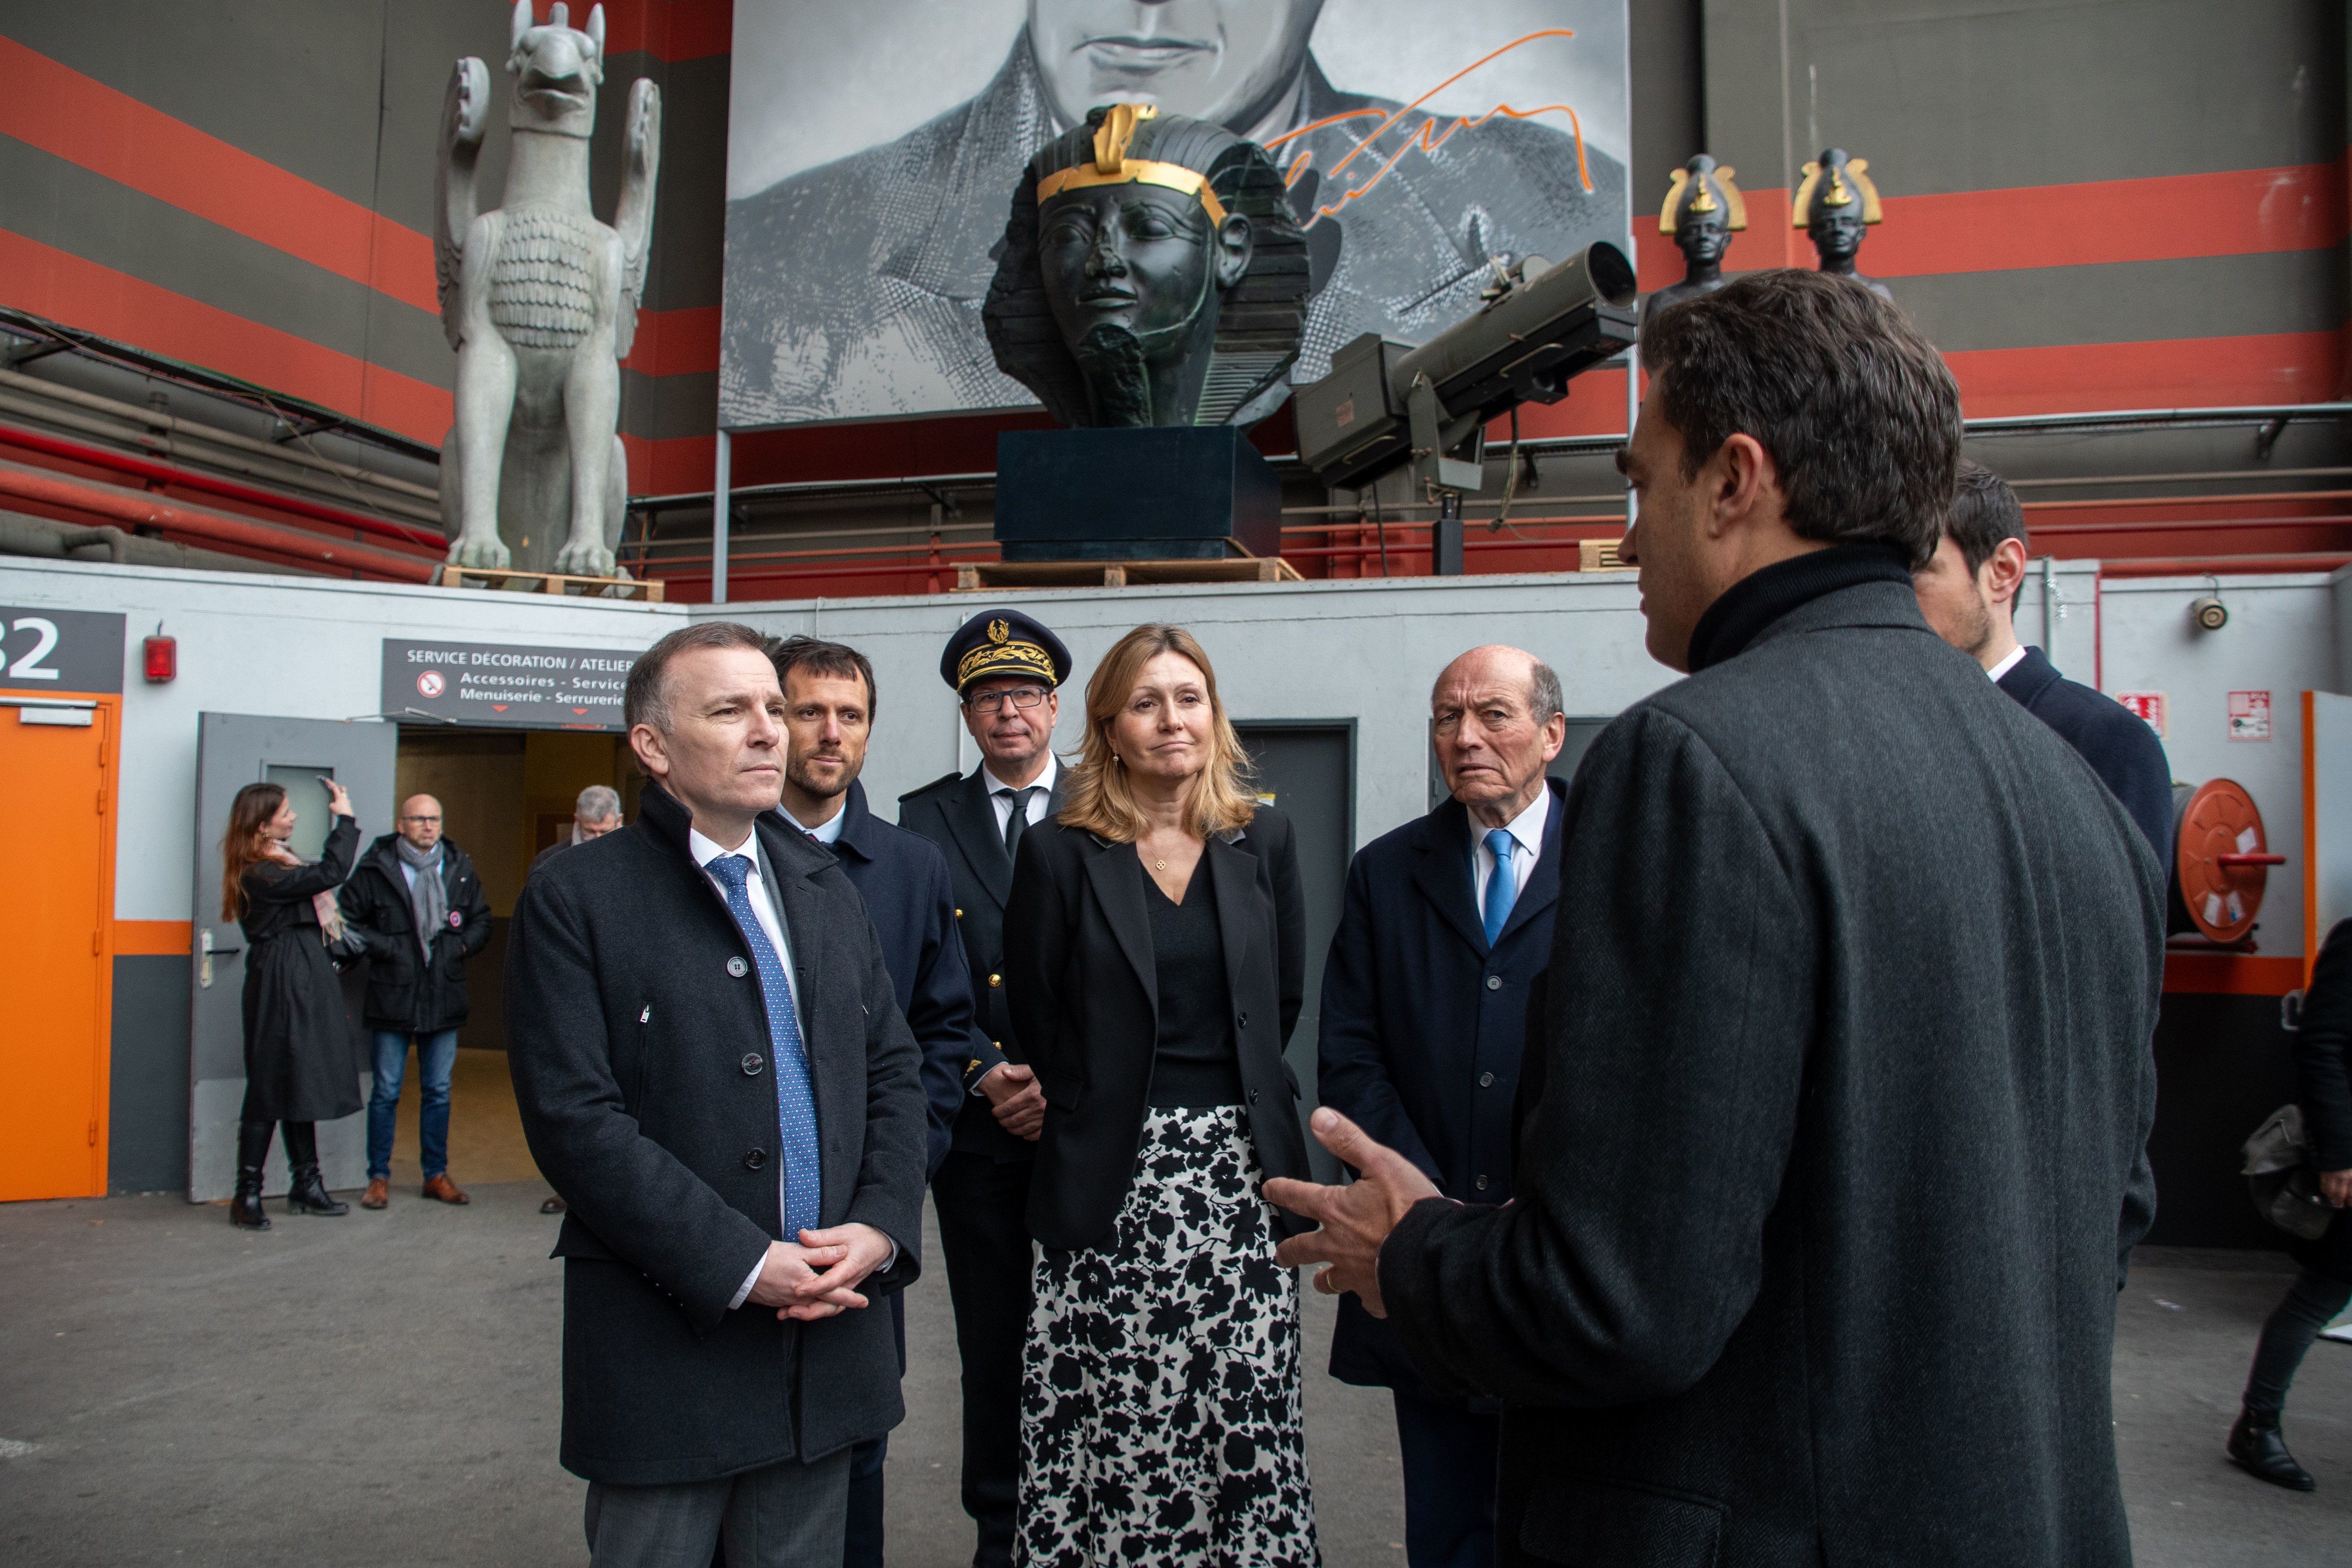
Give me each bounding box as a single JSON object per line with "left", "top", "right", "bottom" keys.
{"left": 1235, "top": 723, "right": 1354, "bottom": 1181}
{"left": 188, "top": 715, "right": 397, "bottom": 1200}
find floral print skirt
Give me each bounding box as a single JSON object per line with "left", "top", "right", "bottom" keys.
{"left": 1016, "top": 1105, "right": 1319, "bottom": 1568}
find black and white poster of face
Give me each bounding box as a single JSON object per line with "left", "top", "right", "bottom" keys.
{"left": 718, "top": 0, "right": 1630, "bottom": 429}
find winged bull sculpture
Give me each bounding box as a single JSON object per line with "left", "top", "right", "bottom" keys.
{"left": 436, "top": 0, "right": 659, "bottom": 578}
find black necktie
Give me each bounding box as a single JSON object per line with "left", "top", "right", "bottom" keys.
{"left": 1000, "top": 786, "right": 1041, "bottom": 860}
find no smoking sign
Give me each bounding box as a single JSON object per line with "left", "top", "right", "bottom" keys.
{"left": 416, "top": 670, "right": 447, "bottom": 698}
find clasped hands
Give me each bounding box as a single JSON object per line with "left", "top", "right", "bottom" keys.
{"left": 980, "top": 1062, "right": 1046, "bottom": 1141}
{"left": 1265, "top": 1108, "right": 1441, "bottom": 1318}
{"left": 746, "top": 1222, "right": 893, "bottom": 1321}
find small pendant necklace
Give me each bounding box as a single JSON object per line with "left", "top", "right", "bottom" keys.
{"left": 1154, "top": 859, "right": 1168, "bottom": 871}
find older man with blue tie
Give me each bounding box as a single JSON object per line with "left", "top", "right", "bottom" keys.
{"left": 1316, "top": 644, "right": 1570, "bottom": 1568}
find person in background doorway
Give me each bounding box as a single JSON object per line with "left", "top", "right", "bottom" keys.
{"left": 2226, "top": 916, "right": 2352, "bottom": 1491}
{"left": 1003, "top": 623, "right": 1315, "bottom": 1567}
{"left": 1912, "top": 460, "right": 2174, "bottom": 875}
{"left": 527, "top": 784, "right": 624, "bottom": 1215}
{"left": 897, "top": 607, "right": 1066, "bottom": 1568}
{"left": 532, "top": 784, "right": 625, "bottom": 880}
{"left": 1315, "top": 644, "right": 1567, "bottom": 1568}
{"left": 220, "top": 778, "right": 363, "bottom": 1229}
{"left": 339, "top": 794, "right": 492, "bottom": 1210}
{"left": 767, "top": 633, "right": 983, "bottom": 1568}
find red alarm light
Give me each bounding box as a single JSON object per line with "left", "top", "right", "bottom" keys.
{"left": 143, "top": 634, "right": 176, "bottom": 682}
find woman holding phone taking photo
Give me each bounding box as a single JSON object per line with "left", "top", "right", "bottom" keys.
{"left": 220, "top": 777, "right": 363, "bottom": 1229}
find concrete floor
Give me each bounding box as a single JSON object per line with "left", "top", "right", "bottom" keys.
{"left": 0, "top": 1186, "right": 2345, "bottom": 1566}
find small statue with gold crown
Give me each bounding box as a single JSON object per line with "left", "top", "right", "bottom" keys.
{"left": 1795, "top": 147, "right": 1892, "bottom": 300}
{"left": 1644, "top": 154, "right": 1747, "bottom": 327}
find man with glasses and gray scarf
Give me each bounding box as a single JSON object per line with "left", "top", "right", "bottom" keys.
{"left": 342, "top": 793, "right": 493, "bottom": 1210}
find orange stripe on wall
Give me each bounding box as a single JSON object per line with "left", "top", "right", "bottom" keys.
{"left": 0, "top": 228, "right": 453, "bottom": 446}
{"left": 0, "top": 37, "right": 438, "bottom": 316}
{"left": 598, "top": 0, "right": 733, "bottom": 61}
{"left": 623, "top": 306, "right": 722, "bottom": 377}
{"left": 1944, "top": 331, "right": 2342, "bottom": 417}
{"left": 112, "top": 921, "right": 191, "bottom": 957}
{"left": 2162, "top": 951, "right": 2305, "bottom": 996}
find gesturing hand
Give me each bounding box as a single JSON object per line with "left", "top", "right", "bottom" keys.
{"left": 983, "top": 1063, "right": 1047, "bottom": 1141}
{"left": 1264, "top": 1109, "right": 1441, "bottom": 1318}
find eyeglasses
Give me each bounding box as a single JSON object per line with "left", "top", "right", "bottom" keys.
{"left": 966, "top": 686, "right": 1049, "bottom": 714}
{"left": 398, "top": 814, "right": 443, "bottom": 824}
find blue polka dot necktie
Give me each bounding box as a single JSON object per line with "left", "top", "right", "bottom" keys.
{"left": 706, "top": 854, "right": 821, "bottom": 1241}
{"left": 1482, "top": 828, "right": 1518, "bottom": 947}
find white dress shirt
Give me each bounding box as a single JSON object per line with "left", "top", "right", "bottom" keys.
{"left": 1469, "top": 784, "right": 1551, "bottom": 914}
{"left": 783, "top": 800, "right": 848, "bottom": 845}
{"left": 985, "top": 750, "right": 1059, "bottom": 835}
{"left": 1986, "top": 644, "right": 2028, "bottom": 684}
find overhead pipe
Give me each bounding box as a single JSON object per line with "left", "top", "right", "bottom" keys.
{"left": 0, "top": 421, "right": 447, "bottom": 548}
{"left": 0, "top": 462, "right": 438, "bottom": 581}
{"left": 2096, "top": 552, "right": 2352, "bottom": 578}
{"left": 0, "top": 507, "right": 287, "bottom": 574}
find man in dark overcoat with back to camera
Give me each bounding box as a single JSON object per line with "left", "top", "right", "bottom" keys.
{"left": 506, "top": 621, "right": 929, "bottom": 1568}
{"left": 896, "top": 607, "right": 1069, "bottom": 1568}
{"left": 1270, "top": 271, "right": 2166, "bottom": 1567}
{"left": 1317, "top": 643, "right": 1567, "bottom": 1568}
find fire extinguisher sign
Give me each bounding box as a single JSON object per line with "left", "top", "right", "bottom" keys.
{"left": 2114, "top": 692, "right": 2166, "bottom": 739}
{"left": 2227, "top": 690, "right": 2272, "bottom": 741}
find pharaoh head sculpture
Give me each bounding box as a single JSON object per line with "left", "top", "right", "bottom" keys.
{"left": 985, "top": 104, "right": 1309, "bottom": 429}
{"left": 507, "top": 0, "right": 607, "bottom": 139}
{"left": 1793, "top": 148, "right": 1883, "bottom": 276}
{"left": 1660, "top": 154, "right": 1747, "bottom": 271}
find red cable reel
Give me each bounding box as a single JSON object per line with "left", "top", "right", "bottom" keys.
{"left": 2169, "top": 778, "right": 2287, "bottom": 946}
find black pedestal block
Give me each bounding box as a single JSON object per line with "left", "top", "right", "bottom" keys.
{"left": 994, "top": 428, "right": 1281, "bottom": 561}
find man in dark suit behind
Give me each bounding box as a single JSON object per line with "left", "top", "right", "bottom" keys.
{"left": 896, "top": 608, "right": 1068, "bottom": 1568}
{"left": 1271, "top": 271, "right": 2165, "bottom": 1567}
{"left": 1318, "top": 643, "right": 1567, "bottom": 1568}
{"left": 765, "top": 633, "right": 982, "bottom": 1568}
{"left": 507, "top": 622, "right": 928, "bottom": 1568}
{"left": 1913, "top": 460, "right": 2176, "bottom": 876}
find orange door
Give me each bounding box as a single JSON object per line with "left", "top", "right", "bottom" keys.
{"left": 0, "top": 695, "right": 116, "bottom": 1199}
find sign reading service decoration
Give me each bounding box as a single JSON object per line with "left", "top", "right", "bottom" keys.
{"left": 381, "top": 638, "right": 641, "bottom": 730}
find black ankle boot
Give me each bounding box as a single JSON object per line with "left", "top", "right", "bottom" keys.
{"left": 230, "top": 1166, "right": 272, "bottom": 1229}
{"left": 2228, "top": 1405, "right": 2316, "bottom": 1491}
{"left": 285, "top": 1162, "right": 349, "bottom": 1216}
{"left": 230, "top": 1121, "right": 273, "bottom": 1230}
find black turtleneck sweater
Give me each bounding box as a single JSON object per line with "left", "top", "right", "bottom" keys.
{"left": 1684, "top": 541, "right": 1915, "bottom": 672}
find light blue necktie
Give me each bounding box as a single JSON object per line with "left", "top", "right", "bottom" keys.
{"left": 706, "top": 854, "right": 821, "bottom": 1241}
{"left": 1482, "top": 828, "right": 1518, "bottom": 947}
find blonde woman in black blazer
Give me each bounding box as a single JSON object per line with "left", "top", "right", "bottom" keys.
{"left": 1003, "top": 624, "right": 1314, "bottom": 1568}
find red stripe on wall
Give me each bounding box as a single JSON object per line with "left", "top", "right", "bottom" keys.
{"left": 1945, "top": 331, "right": 2341, "bottom": 417}
{"left": 0, "top": 37, "right": 439, "bottom": 316}
{"left": 0, "top": 228, "right": 453, "bottom": 446}
{"left": 597, "top": 0, "right": 733, "bottom": 62}
{"left": 1685, "top": 164, "right": 2343, "bottom": 284}
{"left": 623, "top": 306, "right": 722, "bottom": 377}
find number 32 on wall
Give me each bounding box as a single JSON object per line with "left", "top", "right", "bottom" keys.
{"left": 0, "top": 618, "right": 64, "bottom": 681}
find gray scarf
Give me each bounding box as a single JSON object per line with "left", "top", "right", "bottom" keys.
{"left": 394, "top": 836, "right": 447, "bottom": 957}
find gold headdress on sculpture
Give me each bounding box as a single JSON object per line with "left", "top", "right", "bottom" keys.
{"left": 1660, "top": 155, "right": 1748, "bottom": 235}
{"left": 1791, "top": 148, "right": 1883, "bottom": 228}
{"left": 1033, "top": 104, "right": 1230, "bottom": 226}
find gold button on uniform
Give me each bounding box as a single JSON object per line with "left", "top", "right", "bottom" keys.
{"left": 988, "top": 973, "right": 1002, "bottom": 987}
{"left": 954, "top": 908, "right": 963, "bottom": 918}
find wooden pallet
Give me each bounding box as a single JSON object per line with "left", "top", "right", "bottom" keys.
{"left": 954, "top": 557, "right": 1304, "bottom": 591}
{"left": 436, "top": 563, "right": 664, "bottom": 601}
{"left": 1578, "top": 539, "right": 1632, "bottom": 573}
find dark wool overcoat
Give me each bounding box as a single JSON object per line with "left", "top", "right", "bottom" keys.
{"left": 505, "top": 782, "right": 928, "bottom": 1486}
{"left": 2292, "top": 918, "right": 2352, "bottom": 1280}
{"left": 339, "top": 834, "right": 493, "bottom": 1033}
{"left": 1004, "top": 810, "right": 1309, "bottom": 1251}
{"left": 1318, "top": 777, "right": 1565, "bottom": 1393}
{"left": 236, "top": 813, "right": 363, "bottom": 1123}
{"left": 1381, "top": 566, "right": 2165, "bottom": 1568}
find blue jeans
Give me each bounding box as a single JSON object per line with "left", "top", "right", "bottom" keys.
{"left": 368, "top": 1029, "right": 458, "bottom": 1180}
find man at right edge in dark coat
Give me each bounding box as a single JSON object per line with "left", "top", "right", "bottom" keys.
{"left": 1268, "top": 270, "right": 2166, "bottom": 1567}
{"left": 1913, "top": 459, "right": 2176, "bottom": 876}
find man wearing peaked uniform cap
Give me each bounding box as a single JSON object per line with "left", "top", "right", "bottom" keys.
{"left": 898, "top": 607, "right": 1071, "bottom": 1568}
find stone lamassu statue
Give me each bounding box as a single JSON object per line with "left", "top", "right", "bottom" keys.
{"left": 1796, "top": 147, "right": 1891, "bottom": 301}
{"left": 435, "top": 0, "right": 660, "bottom": 577}
{"left": 983, "top": 104, "right": 1308, "bottom": 429}
{"left": 1642, "top": 154, "right": 1746, "bottom": 327}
